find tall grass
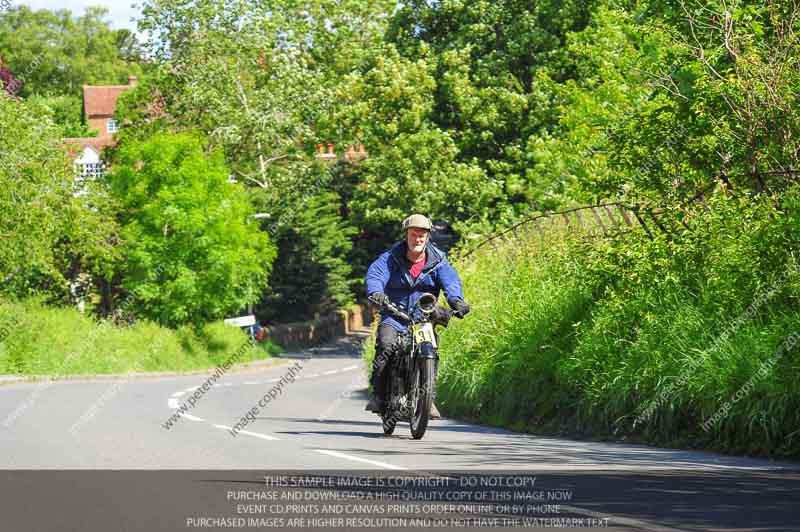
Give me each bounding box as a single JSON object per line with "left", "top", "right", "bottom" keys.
{"left": 371, "top": 189, "right": 800, "bottom": 458}
{"left": 0, "top": 299, "right": 281, "bottom": 376}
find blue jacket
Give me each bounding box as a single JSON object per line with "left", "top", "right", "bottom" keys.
{"left": 365, "top": 241, "right": 465, "bottom": 332}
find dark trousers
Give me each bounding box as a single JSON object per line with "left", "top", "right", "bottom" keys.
{"left": 371, "top": 324, "right": 401, "bottom": 401}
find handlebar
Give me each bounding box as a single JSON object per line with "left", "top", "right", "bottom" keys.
{"left": 368, "top": 294, "right": 411, "bottom": 322}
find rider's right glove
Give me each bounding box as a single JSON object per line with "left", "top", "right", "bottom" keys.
{"left": 368, "top": 292, "right": 390, "bottom": 309}
{"left": 448, "top": 297, "right": 471, "bottom": 319}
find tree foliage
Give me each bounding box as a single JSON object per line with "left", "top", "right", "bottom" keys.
{"left": 605, "top": 0, "right": 800, "bottom": 200}
{"left": 0, "top": 95, "right": 118, "bottom": 299}
{"left": 259, "top": 191, "right": 356, "bottom": 322}
{"left": 107, "top": 132, "right": 276, "bottom": 325}
{"left": 8, "top": 0, "right": 797, "bottom": 325}
{"left": 26, "top": 94, "right": 98, "bottom": 138}
{"left": 0, "top": 6, "right": 143, "bottom": 97}
{"left": 127, "top": 0, "right": 395, "bottom": 320}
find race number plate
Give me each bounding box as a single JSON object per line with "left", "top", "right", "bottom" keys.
{"left": 412, "top": 322, "right": 437, "bottom": 348}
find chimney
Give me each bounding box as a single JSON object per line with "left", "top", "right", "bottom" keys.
{"left": 128, "top": 75, "right": 138, "bottom": 86}
{"left": 344, "top": 143, "right": 368, "bottom": 164}
{"left": 315, "top": 142, "right": 337, "bottom": 163}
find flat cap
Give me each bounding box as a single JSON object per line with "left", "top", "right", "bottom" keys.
{"left": 402, "top": 214, "right": 432, "bottom": 231}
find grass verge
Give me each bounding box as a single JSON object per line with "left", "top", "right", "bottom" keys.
{"left": 365, "top": 189, "right": 800, "bottom": 459}
{"left": 0, "top": 299, "right": 282, "bottom": 376}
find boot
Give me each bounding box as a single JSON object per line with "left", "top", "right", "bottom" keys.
{"left": 365, "top": 396, "right": 385, "bottom": 414}
{"left": 429, "top": 402, "right": 441, "bottom": 419}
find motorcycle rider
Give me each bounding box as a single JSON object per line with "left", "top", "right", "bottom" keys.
{"left": 364, "top": 214, "right": 471, "bottom": 417}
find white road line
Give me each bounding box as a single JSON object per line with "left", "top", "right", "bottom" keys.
{"left": 314, "top": 449, "right": 406, "bottom": 470}
{"left": 240, "top": 429, "right": 280, "bottom": 441}
{"left": 214, "top": 425, "right": 280, "bottom": 441}
{"left": 213, "top": 424, "right": 279, "bottom": 440}
{"left": 163, "top": 361, "right": 364, "bottom": 442}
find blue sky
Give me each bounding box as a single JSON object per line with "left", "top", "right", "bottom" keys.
{"left": 16, "top": 0, "right": 141, "bottom": 31}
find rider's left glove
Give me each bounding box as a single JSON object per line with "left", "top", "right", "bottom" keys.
{"left": 448, "top": 297, "right": 470, "bottom": 318}
{"left": 431, "top": 305, "right": 453, "bottom": 327}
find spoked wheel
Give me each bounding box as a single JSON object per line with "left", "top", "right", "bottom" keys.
{"left": 410, "top": 358, "right": 434, "bottom": 440}
{"left": 382, "top": 413, "right": 397, "bottom": 435}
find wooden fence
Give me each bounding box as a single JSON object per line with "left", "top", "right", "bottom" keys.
{"left": 261, "top": 304, "right": 373, "bottom": 347}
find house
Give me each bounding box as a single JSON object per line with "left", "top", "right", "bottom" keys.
{"left": 63, "top": 75, "right": 138, "bottom": 187}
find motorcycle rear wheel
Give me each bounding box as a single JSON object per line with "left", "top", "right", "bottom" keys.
{"left": 410, "top": 357, "right": 434, "bottom": 440}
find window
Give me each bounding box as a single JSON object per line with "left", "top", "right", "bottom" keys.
{"left": 76, "top": 162, "right": 105, "bottom": 181}
{"left": 73, "top": 162, "right": 104, "bottom": 196}
{"left": 107, "top": 118, "right": 119, "bottom": 133}
{"left": 72, "top": 146, "right": 105, "bottom": 196}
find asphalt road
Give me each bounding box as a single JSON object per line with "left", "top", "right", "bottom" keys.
{"left": 1, "top": 333, "right": 798, "bottom": 532}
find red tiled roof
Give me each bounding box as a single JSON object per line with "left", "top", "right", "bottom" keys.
{"left": 83, "top": 84, "right": 131, "bottom": 117}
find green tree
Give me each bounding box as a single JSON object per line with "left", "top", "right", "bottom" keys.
{"left": 382, "top": 0, "right": 600, "bottom": 217}
{"left": 0, "top": 94, "right": 118, "bottom": 299}
{"left": 27, "top": 94, "right": 98, "bottom": 137}
{"left": 328, "top": 44, "right": 505, "bottom": 237}
{"left": 130, "top": 0, "right": 399, "bottom": 320}
{"left": 108, "top": 132, "right": 276, "bottom": 325}
{"left": 0, "top": 6, "right": 142, "bottom": 97}
{"left": 523, "top": 5, "right": 660, "bottom": 206}
{"left": 602, "top": 1, "right": 800, "bottom": 201}
{"left": 259, "top": 192, "right": 356, "bottom": 322}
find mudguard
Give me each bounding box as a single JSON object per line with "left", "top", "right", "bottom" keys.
{"left": 417, "top": 341, "right": 437, "bottom": 359}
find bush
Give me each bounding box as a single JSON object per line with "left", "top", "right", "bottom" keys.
{"left": 377, "top": 189, "right": 800, "bottom": 458}
{"left": 0, "top": 95, "right": 117, "bottom": 301}
{"left": 108, "top": 132, "right": 277, "bottom": 326}
{"left": 0, "top": 299, "right": 281, "bottom": 376}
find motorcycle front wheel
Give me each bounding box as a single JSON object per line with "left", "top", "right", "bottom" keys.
{"left": 382, "top": 413, "right": 397, "bottom": 435}
{"left": 410, "top": 357, "right": 434, "bottom": 440}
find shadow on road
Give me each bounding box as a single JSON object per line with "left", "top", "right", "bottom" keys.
{"left": 197, "top": 470, "right": 800, "bottom": 532}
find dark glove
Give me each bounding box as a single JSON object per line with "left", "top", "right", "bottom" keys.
{"left": 448, "top": 297, "right": 470, "bottom": 318}
{"left": 368, "top": 292, "right": 390, "bottom": 309}
{"left": 431, "top": 305, "right": 452, "bottom": 327}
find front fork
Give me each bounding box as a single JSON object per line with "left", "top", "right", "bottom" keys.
{"left": 388, "top": 334, "right": 439, "bottom": 414}
{"left": 416, "top": 341, "right": 439, "bottom": 404}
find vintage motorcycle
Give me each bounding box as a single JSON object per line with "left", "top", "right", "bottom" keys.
{"left": 368, "top": 292, "right": 449, "bottom": 440}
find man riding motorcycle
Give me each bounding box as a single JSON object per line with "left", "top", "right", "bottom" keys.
{"left": 364, "top": 214, "right": 470, "bottom": 417}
